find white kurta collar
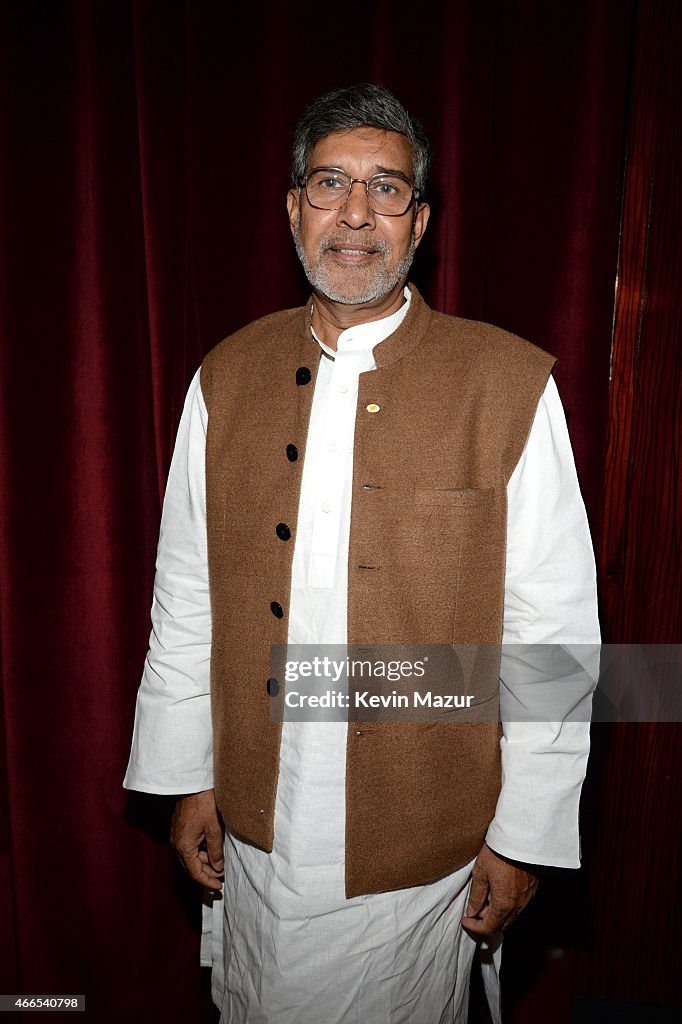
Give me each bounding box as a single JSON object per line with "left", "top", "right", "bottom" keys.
{"left": 312, "top": 285, "right": 412, "bottom": 365}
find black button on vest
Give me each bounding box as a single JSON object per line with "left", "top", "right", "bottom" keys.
{"left": 286, "top": 443, "right": 298, "bottom": 462}
{"left": 270, "top": 601, "right": 284, "bottom": 618}
{"left": 296, "top": 366, "right": 311, "bottom": 386}
{"left": 266, "top": 678, "right": 279, "bottom": 696}
{"left": 275, "top": 522, "right": 291, "bottom": 541}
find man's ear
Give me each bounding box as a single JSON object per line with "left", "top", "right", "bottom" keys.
{"left": 412, "top": 202, "right": 430, "bottom": 251}
{"left": 286, "top": 189, "right": 300, "bottom": 237}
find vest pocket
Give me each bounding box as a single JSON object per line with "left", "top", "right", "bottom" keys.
{"left": 414, "top": 486, "right": 494, "bottom": 510}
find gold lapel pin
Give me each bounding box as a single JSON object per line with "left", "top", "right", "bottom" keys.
{"left": 366, "top": 403, "right": 381, "bottom": 414}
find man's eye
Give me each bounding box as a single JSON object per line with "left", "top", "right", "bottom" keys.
{"left": 318, "top": 177, "right": 346, "bottom": 191}
{"left": 370, "top": 179, "right": 400, "bottom": 195}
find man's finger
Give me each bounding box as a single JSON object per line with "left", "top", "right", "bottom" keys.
{"left": 206, "top": 829, "right": 225, "bottom": 872}
{"left": 462, "top": 900, "right": 509, "bottom": 936}
{"left": 465, "top": 872, "right": 489, "bottom": 917}
{"left": 181, "top": 848, "right": 224, "bottom": 889}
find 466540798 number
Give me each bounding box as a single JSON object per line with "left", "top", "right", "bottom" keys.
{"left": 0, "top": 995, "right": 84, "bottom": 1012}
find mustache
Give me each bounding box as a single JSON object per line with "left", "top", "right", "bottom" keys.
{"left": 319, "top": 235, "right": 390, "bottom": 255}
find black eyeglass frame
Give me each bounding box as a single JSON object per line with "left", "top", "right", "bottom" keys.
{"left": 297, "top": 166, "right": 422, "bottom": 217}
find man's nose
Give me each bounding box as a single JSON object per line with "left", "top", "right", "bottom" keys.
{"left": 336, "top": 180, "right": 375, "bottom": 229}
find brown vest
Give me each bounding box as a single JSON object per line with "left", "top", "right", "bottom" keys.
{"left": 200, "top": 286, "right": 555, "bottom": 897}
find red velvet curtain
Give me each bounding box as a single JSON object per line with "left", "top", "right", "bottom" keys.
{"left": 0, "top": 2, "right": 633, "bottom": 1021}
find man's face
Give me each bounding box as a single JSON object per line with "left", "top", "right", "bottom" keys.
{"left": 287, "top": 127, "right": 430, "bottom": 305}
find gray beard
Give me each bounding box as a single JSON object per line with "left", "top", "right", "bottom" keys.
{"left": 293, "top": 220, "right": 415, "bottom": 305}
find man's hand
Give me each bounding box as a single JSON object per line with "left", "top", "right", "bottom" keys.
{"left": 461, "top": 841, "right": 538, "bottom": 936}
{"left": 170, "top": 788, "right": 225, "bottom": 891}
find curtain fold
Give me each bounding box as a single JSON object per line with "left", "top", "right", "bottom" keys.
{"left": 0, "top": 1, "right": 635, "bottom": 1019}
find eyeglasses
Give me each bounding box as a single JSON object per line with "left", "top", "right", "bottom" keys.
{"left": 298, "top": 166, "right": 420, "bottom": 217}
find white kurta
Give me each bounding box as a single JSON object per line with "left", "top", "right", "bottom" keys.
{"left": 124, "top": 288, "right": 601, "bottom": 1023}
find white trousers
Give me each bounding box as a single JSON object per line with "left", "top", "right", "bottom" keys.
{"left": 201, "top": 724, "right": 502, "bottom": 1024}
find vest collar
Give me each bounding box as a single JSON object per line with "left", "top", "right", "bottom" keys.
{"left": 296, "top": 283, "right": 434, "bottom": 370}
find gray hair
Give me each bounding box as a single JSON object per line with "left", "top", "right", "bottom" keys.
{"left": 291, "top": 83, "right": 432, "bottom": 195}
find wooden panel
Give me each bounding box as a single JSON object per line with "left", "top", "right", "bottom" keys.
{"left": 603, "top": 2, "right": 682, "bottom": 642}
{"left": 576, "top": 0, "right": 682, "bottom": 1007}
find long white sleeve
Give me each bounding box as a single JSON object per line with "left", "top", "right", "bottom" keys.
{"left": 123, "top": 369, "right": 214, "bottom": 795}
{"left": 485, "top": 374, "right": 601, "bottom": 867}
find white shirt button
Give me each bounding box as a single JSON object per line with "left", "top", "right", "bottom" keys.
{"left": 338, "top": 382, "right": 349, "bottom": 393}
{"left": 321, "top": 500, "right": 332, "bottom": 513}
{"left": 328, "top": 439, "right": 338, "bottom": 452}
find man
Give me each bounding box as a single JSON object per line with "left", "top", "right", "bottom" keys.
{"left": 124, "top": 84, "right": 600, "bottom": 1023}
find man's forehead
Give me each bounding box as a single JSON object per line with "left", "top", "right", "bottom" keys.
{"left": 308, "top": 127, "right": 413, "bottom": 175}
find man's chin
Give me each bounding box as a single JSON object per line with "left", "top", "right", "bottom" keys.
{"left": 315, "top": 289, "right": 377, "bottom": 305}
{"left": 310, "top": 273, "right": 392, "bottom": 306}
